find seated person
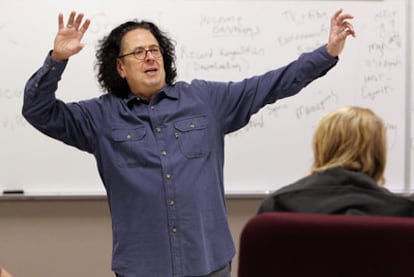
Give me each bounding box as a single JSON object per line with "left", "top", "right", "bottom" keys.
{"left": 258, "top": 106, "right": 414, "bottom": 217}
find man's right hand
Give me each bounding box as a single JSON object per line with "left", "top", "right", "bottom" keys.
{"left": 51, "top": 11, "right": 90, "bottom": 61}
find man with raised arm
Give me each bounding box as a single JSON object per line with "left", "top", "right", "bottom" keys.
{"left": 23, "top": 9, "right": 355, "bottom": 277}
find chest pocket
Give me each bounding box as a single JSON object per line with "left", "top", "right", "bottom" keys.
{"left": 174, "top": 115, "right": 210, "bottom": 158}
{"left": 111, "top": 127, "right": 147, "bottom": 167}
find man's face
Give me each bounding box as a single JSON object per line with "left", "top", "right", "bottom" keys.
{"left": 117, "top": 28, "right": 166, "bottom": 99}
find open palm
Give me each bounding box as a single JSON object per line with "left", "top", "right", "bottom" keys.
{"left": 52, "top": 11, "right": 90, "bottom": 61}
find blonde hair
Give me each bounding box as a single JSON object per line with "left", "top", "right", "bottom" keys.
{"left": 311, "top": 106, "right": 386, "bottom": 185}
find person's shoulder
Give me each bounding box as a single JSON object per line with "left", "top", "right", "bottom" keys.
{"left": 275, "top": 173, "right": 320, "bottom": 193}
{"left": 266, "top": 168, "right": 347, "bottom": 197}
{"left": 171, "top": 79, "right": 227, "bottom": 93}
{"left": 257, "top": 176, "right": 313, "bottom": 214}
{"left": 75, "top": 94, "right": 112, "bottom": 105}
{"left": 167, "top": 79, "right": 204, "bottom": 89}
{"left": 259, "top": 176, "right": 310, "bottom": 202}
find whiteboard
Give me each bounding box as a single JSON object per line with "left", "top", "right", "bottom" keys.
{"left": 0, "top": 0, "right": 409, "bottom": 196}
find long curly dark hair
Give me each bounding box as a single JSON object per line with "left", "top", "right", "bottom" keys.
{"left": 95, "top": 20, "right": 177, "bottom": 98}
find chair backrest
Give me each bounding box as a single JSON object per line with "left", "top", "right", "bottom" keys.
{"left": 238, "top": 212, "right": 414, "bottom": 277}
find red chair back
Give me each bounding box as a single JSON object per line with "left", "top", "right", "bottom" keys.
{"left": 238, "top": 212, "right": 414, "bottom": 277}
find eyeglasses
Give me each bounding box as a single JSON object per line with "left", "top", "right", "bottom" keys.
{"left": 118, "top": 46, "right": 162, "bottom": 60}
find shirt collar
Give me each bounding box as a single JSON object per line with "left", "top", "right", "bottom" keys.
{"left": 162, "top": 84, "right": 179, "bottom": 100}
{"left": 123, "top": 84, "right": 179, "bottom": 106}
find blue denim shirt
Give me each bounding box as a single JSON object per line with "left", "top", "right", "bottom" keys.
{"left": 22, "top": 45, "right": 337, "bottom": 277}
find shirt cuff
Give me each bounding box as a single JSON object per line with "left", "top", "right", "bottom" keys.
{"left": 44, "top": 50, "right": 68, "bottom": 75}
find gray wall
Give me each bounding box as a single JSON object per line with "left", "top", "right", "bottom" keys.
{"left": 0, "top": 197, "right": 262, "bottom": 277}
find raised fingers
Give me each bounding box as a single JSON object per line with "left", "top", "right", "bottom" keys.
{"left": 332, "top": 9, "right": 356, "bottom": 38}
{"left": 73, "top": 13, "right": 84, "bottom": 30}
{"left": 343, "top": 21, "right": 356, "bottom": 37}
{"left": 337, "top": 13, "right": 354, "bottom": 25}
{"left": 331, "top": 9, "right": 343, "bottom": 22}
{"left": 331, "top": 9, "right": 353, "bottom": 25}
{"left": 58, "top": 13, "right": 64, "bottom": 30}
{"left": 57, "top": 11, "right": 90, "bottom": 33}
{"left": 66, "top": 11, "right": 76, "bottom": 28}
{"left": 79, "top": 19, "right": 91, "bottom": 33}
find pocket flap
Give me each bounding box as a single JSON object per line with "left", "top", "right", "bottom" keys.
{"left": 174, "top": 116, "right": 208, "bottom": 132}
{"left": 112, "top": 127, "right": 146, "bottom": 142}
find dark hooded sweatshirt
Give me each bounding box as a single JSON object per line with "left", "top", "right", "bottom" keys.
{"left": 258, "top": 167, "right": 414, "bottom": 217}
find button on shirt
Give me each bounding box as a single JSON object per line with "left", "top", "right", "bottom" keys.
{"left": 22, "top": 45, "right": 337, "bottom": 277}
